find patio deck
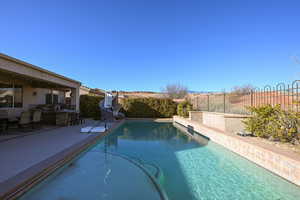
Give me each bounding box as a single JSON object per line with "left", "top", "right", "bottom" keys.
{"left": 0, "top": 126, "right": 58, "bottom": 143}
{"left": 0, "top": 119, "right": 122, "bottom": 198}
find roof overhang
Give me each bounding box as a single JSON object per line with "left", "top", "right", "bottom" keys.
{"left": 0, "top": 53, "right": 81, "bottom": 88}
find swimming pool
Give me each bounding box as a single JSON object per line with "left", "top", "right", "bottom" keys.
{"left": 20, "top": 121, "right": 300, "bottom": 200}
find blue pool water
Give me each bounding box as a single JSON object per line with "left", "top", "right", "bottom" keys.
{"left": 21, "top": 121, "right": 300, "bottom": 200}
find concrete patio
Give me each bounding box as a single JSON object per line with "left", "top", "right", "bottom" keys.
{"left": 0, "top": 125, "right": 58, "bottom": 143}
{"left": 0, "top": 119, "right": 121, "bottom": 198}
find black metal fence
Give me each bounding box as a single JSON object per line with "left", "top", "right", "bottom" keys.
{"left": 189, "top": 80, "right": 300, "bottom": 115}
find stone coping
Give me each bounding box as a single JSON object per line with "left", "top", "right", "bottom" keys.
{"left": 173, "top": 116, "right": 300, "bottom": 186}
{"left": 0, "top": 120, "right": 125, "bottom": 200}
{"left": 195, "top": 111, "right": 250, "bottom": 118}
{"left": 223, "top": 113, "right": 250, "bottom": 118}
{"left": 125, "top": 118, "right": 173, "bottom": 122}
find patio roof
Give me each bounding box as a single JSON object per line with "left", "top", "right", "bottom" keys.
{"left": 0, "top": 68, "right": 72, "bottom": 90}
{"left": 0, "top": 53, "right": 81, "bottom": 89}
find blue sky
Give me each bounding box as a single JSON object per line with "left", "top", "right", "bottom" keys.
{"left": 1, "top": 0, "right": 300, "bottom": 92}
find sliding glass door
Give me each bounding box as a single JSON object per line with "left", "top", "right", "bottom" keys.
{"left": 0, "top": 83, "right": 23, "bottom": 108}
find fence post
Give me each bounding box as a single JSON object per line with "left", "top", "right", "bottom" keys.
{"left": 223, "top": 92, "right": 226, "bottom": 113}
{"left": 250, "top": 90, "right": 253, "bottom": 107}
{"left": 207, "top": 95, "right": 210, "bottom": 112}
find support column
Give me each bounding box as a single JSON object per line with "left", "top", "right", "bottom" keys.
{"left": 71, "top": 87, "right": 80, "bottom": 111}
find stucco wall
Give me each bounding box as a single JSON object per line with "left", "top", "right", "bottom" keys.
{"left": 173, "top": 116, "right": 300, "bottom": 186}
{"left": 79, "top": 86, "right": 90, "bottom": 96}
{"left": 189, "top": 111, "right": 249, "bottom": 133}
{"left": 202, "top": 112, "right": 226, "bottom": 131}
{"left": 1, "top": 78, "right": 66, "bottom": 118}
{"left": 23, "top": 87, "right": 65, "bottom": 108}
{"left": 189, "top": 111, "right": 203, "bottom": 123}
{"left": 224, "top": 115, "right": 248, "bottom": 134}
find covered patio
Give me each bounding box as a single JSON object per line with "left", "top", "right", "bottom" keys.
{"left": 0, "top": 53, "right": 81, "bottom": 133}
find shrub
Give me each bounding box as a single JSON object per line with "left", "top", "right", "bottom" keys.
{"left": 177, "top": 101, "right": 192, "bottom": 117}
{"left": 121, "top": 98, "right": 177, "bottom": 118}
{"left": 80, "top": 95, "right": 103, "bottom": 120}
{"left": 243, "top": 105, "right": 300, "bottom": 143}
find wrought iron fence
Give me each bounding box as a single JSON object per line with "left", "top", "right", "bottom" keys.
{"left": 189, "top": 80, "right": 300, "bottom": 115}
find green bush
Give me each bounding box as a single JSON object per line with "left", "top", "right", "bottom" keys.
{"left": 121, "top": 98, "right": 177, "bottom": 118}
{"left": 80, "top": 95, "right": 103, "bottom": 120}
{"left": 243, "top": 105, "right": 300, "bottom": 143}
{"left": 177, "top": 101, "right": 192, "bottom": 117}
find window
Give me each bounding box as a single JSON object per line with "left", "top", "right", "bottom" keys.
{"left": 46, "top": 93, "right": 52, "bottom": 104}
{"left": 53, "top": 94, "right": 58, "bottom": 104}
{"left": 14, "top": 87, "right": 23, "bottom": 107}
{"left": 0, "top": 83, "right": 23, "bottom": 108}
{"left": 45, "top": 93, "right": 59, "bottom": 104}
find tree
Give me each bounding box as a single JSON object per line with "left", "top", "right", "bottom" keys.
{"left": 291, "top": 55, "right": 300, "bottom": 65}
{"left": 231, "top": 84, "right": 255, "bottom": 95}
{"left": 177, "top": 101, "right": 192, "bottom": 117}
{"left": 162, "top": 83, "right": 188, "bottom": 99}
{"left": 229, "top": 84, "right": 255, "bottom": 104}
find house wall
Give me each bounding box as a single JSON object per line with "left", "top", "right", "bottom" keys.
{"left": 0, "top": 75, "right": 66, "bottom": 118}
{"left": 80, "top": 86, "right": 90, "bottom": 96}
{"left": 23, "top": 87, "right": 65, "bottom": 108}
{"left": 3, "top": 87, "right": 65, "bottom": 118}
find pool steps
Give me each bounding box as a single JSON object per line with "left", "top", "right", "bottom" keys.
{"left": 105, "top": 151, "right": 169, "bottom": 200}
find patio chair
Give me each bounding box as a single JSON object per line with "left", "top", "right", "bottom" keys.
{"left": 74, "top": 112, "right": 85, "bottom": 125}
{"left": 69, "top": 112, "right": 81, "bottom": 126}
{"left": 18, "top": 111, "right": 32, "bottom": 128}
{"left": 32, "top": 110, "right": 42, "bottom": 128}
{"left": 79, "top": 113, "right": 85, "bottom": 124}
{"left": 0, "top": 119, "right": 7, "bottom": 133}
{"left": 8, "top": 111, "right": 32, "bottom": 130}
{"left": 0, "top": 110, "right": 8, "bottom": 119}
{"left": 0, "top": 110, "right": 8, "bottom": 132}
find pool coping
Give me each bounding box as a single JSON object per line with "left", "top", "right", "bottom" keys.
{"left": 0, "top": 119, "right": 125, "bottom": 200}
{"left": 125, "top": 118, "right": 173, "bottom": 122}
